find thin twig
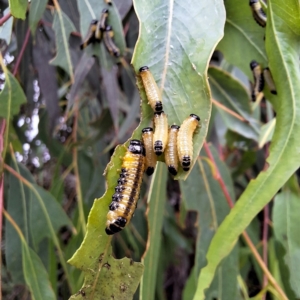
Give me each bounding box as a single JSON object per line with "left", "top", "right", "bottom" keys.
{"left": 0, "top": 119, "right": 6, "bottom": 298}
{"left": 203, "top": 141, "right": 288, "bottom": 300}
{"left": 211, "top": 98, "right": 248, "bottom": 123}
{"left": 0, "top": 12, "right": 11, "bottom": 27}
{"left": 12, "top": 28, "right": 31, "bottom": 76}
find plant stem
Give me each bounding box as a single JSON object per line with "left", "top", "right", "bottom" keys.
{"left": 13, "top": 28, "right": 31, "bottom": 76}
{"left": 0, "top": 12, "right": 11, "bottom": 27}
{"left": 203, "top": 141, "right": 288, "bottom": 300}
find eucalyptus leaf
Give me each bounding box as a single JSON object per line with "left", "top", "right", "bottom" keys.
{"left": 9, "top": 0, "right": 27, "bottom": 19}
{"left": 29, "top": 0, "right": 47, "bottom": 35}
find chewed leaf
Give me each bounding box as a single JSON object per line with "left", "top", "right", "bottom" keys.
{"left": 68, "top": 144, "right": 144, "bottom": 299}
{"left": 132, "top": 0, "right": 226, "bottom": 179}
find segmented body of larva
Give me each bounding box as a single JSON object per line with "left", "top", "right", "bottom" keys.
{"left": 105, "top": 140, "right": 145, "bottom": 235}
{"left": 177, "top": 114, "right": 200, "bottom": 171}
{"left": 153, "top": 111, "right": 168, "bottom": 156}
{"left": 139, "top": 66, "right": 163, "bottom": 112}
{"left": 142, "top": 127, "right": 157, "bottom": 176}
{"left": 165, "top": 125, "right": 180, "bottom": 176}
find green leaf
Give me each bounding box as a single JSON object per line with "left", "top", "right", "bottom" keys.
{"left": 132, "top": 0, "right": 226, "bottom": 179}
{"left": 273, "top": 191, "right": 300, "bottom": 297}
{"left": 180, "top": 145, "right": 239, "bottom": 299}
{"left": 50, "top": 10, "right": 75, "bottom": 80}
{"left": 140, "top": 163, "right": 167, "bottom": 300}
{"left": 22, "top": 244, "right": 56, "bottom": 300}
{"left": 9, "top": 0, "right": 27, "bottom": 19}
{"left": 0, "top": 8, "right": 13, "bottom": 44}
{"left": 209, "top": 66, "right": 261, "bottom": 140}
{"left": 0, "top": 67, "right": 27, "bottom": 119}
{"left": 194, "top": 0, "right": 300, "bottom": 297}
{"left": 258, "top": 118, "right": 276, "bottom": 148}
{"left": 68, "top": 144, "right": 144, "bottom": 299}
{"left": 29, "top": 0, "right": 48, "bottom": 35}
{"left": 216, "top": 0, "right": 267, "bottom": 78}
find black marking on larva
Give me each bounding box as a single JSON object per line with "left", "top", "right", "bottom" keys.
{"left": 146, "top": 167, "right": 155, "bottom": 176}
{"left": 250, "top": 60, "right": 259, "bottom": 70}
{"left": 171, "top": 125, "right": 180, "bottom": 130}
{"left": 154, "top": 141, "right": 163, "bottom": 156}
{"left": 129, "top": 140, "right": 145, "bottom": 155}
{"left": 155, "top": 101, "right": 163, "bottom": 112}
{"left": 142, "top": 127, "right": 153, "bottom": 133}
{"left": 190, "top": 114, "right": 200, "bottom": 121}
{"left": 109, "top": 202, "right": 119, "bottom": 211}
{"left": 105, "top": 224, "right": 121, "bottom": 235}
{"left": 139, "top": 66, "right": 149, "bottom": 72}
{"left": 182, "top": 156, "right": 191, "bottom": 168}
{"left": 115, "top": 217, "right": 127, "bottom": 227}
{"left": 115, "top": 185, "right": 125, "bottom": 193}
{"left": 112, "top": 193, "right": 123, "bottom": 202}
{"left": 168, "top": 166, "right": 177, "bottom": 176}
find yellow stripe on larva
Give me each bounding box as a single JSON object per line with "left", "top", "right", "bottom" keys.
{"left": 105, "top": 140, "right": 145, "bottom": 235}
{"left": 165, "top": 125, "right": 180, "bottom": 176}
{"left": 249, "top": 0, "right": 267, "bottom": 27}
{"left": 153, "top": 111, "right": 169, "bottom": 156}
{"left": 142, "top": 127, "right": 157, "bottom": 176}
{"left": 139, "top": 66, "right": 163, "bottom": 112}
{"left": 177, "top": 114, "right": 200, "bottom": 171}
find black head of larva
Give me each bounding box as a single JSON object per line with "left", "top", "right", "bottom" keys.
{"left": 142, "top": 127, "right": 153, "bottom": 133}
{"left": 129, "top": 139, "right": 145, "bottom": 156}
{"left": 168, "top": 166, "right": 177, "bottom": 176}
{"left": 90, "top": 19, "right": 98, "bottom": 25}
{"left": 154, "top": 141, "right": 163, "bottom": 156}
{"left": 171, "top": 125, "right": 180, "bottom": 130}
{"left": 249, "top": 0, "right": 258, "bottom": 4}
{"left": 154, "top": 111, "right": 164, "bottom": 116}
{"left": 115, "top": 216, "right": 127, "bottom": 227}
{"left": 139, "top": 66, "right": 149, "bottom": 73}
{"left": 146, "top": 167, "right": 155, "bottom": 176}
{"left": 105, "top": 224, "right": 121, "bottom": 235}
{"left": 105, "top": 25, "right": 113, "bottom": 31}
{"left": 102, "top": 8, "right": 109, "bottom": 13}
{"left": 250, "top": 60, "right": 259, "bottom": 70}
{"left": 190, "top": 114, "right": 200, "bottom": 121}
{"left": 155, "top": 101, "right": 163, "bottom": 112}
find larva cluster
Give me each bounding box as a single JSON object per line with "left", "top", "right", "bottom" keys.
{"left": 80, "top": 5, "right": 120, "bottom": 57}
{"left": 250, "top": 61, "right": 277, "bottom": 101}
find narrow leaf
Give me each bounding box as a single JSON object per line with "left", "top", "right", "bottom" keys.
{"left": 29, "top": 0, "right": 48, "bottom": 35}
{"left": 194, "top": 0, "right": 300, "bottom": 297}
{"left": 22, "top": 244, "right": 56, "bottom": 300}
{"left": 132, "top": 0, "right": 226, "bottom": 179}
{"left": 9, "top": 0, "right": 27, "bottom": 19}
{"left": 140, "top": 163, "right": 167, "bottom": 300}
{"left": 50, "top": 10, "right": 75, "bottom": 80}
{"left": 258, "top": 118, "right": 276, "bottom": 148}
{"left": 273, "top": 191, "right": 300, "bottom": 297}
{"left": 0, "top": 60, "right": 26, "bottom": 119}
{"left": 68, "top": 144, "right": 144, "bottom": 299}
{"left": 209, "top": 66, "right": 261, "bottom": 140}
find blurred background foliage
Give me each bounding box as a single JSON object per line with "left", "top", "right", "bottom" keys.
{"left": 0, "top": 0, "right": 300, "bottom": 299}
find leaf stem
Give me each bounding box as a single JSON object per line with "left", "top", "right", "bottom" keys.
{"left": 13, "top": 28, "right": 31, "bottom": 76}
{"left": 0, "top": 12, "right": 11, "bottom": 27}
{"left": 203, "top": 141, "right": 288, "bottom": 300}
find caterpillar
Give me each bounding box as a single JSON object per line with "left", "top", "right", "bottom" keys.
{"left": 249, "top": 0, "right": 267, "bottom": 27}
{"left": 95, "top": 8, "right": 109, "bottom": 40}
{"left": 250, "top": 60, "right": 264, "bottom": 101}
{"left": 153, "top": 111, "right": 169, "bottom": 156}
{"left": 106, "top": 140, "right": 145, "bottom": 235}
{"left": 103, "top": 25, "right": 120, "bottom": 57}
{"left": 263, "top": 67, "right": 277, "bottom": 95}
{"left": 80, "top": 20, "right": 98, "bottom": 50}
{"left": 105, "top": 0, "right": 112, "bottom": 5}
{"left": 139, "top": 66, "right": 163, "bottom": 112}
{"left": 142, "top": 127, "right": 157, "bottom": 176}
{"left": 165, "top": 125, "right": 180, "bottom": 176}
{"left": 177, "top": 114, "right": 200, "bottom": 171}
